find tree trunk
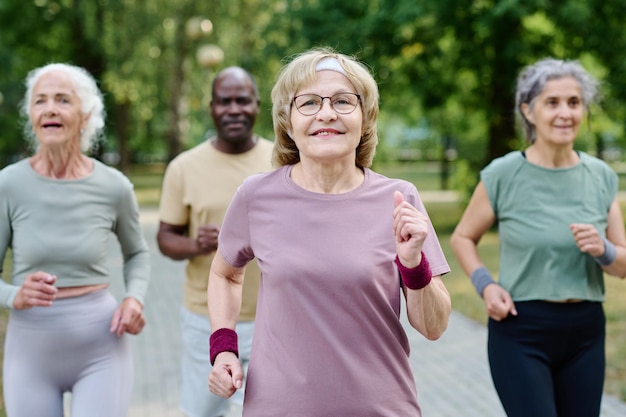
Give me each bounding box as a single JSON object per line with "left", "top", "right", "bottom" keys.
{"left": 116, "top": 100, "right": 132, "bottom": 173}
{"left": 596, "top": 132, "right": 605, "bottom": 160}
{"left": 165, "top": 11, "right": 190, "bottom": 163}
{"left": 69, "top": 0, "right": 107, "bottom": 160}
{"left": 485, "top": 17, "right": 524, "bottom": 166}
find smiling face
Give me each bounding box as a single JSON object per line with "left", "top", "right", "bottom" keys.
{"left": 210, "top": 68, "right": 259, "bottom": 152}
{"left": 30, "top": 70, "right": 87, "bottom": 150}
{"left": 522, "top": 76, "right": 584, "bottom": 147}
{"left": 289, "top": 70, "right": 362, "bottom": 165}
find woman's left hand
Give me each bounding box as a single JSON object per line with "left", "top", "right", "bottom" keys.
{"left": 570, "top": 223, "right": 605, "bottom": 257}
{"left": 110, "top": 297, "right": 146, "bottom": 336}
{"left": 392, "top": 191, "right": 429, "bottom": 268}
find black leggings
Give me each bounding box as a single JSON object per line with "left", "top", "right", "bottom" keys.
{"left": 488, "top": 301, "right": 605, "bottom": 417}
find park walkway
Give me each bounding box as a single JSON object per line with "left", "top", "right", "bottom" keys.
{"left": 106, "top": 207, "right": 626, "bottom": 417}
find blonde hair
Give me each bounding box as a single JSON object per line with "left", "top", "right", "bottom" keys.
{"left": 271, "top": 47, "right": 379, "bottom": 168}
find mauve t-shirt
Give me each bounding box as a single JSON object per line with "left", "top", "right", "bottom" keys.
{"left": 219, "top": 165, "right": 450, "bottom": 417}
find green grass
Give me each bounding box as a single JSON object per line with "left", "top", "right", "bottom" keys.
{"left": 376, "top": 161, "right": 447, "bottom": 191}
{"left": 439, "top": 231, "right": 499, "bottom": 325}
{"left": 127, "top": 163, "right": 166, "bottom": 208}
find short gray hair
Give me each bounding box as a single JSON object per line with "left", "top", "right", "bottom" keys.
{"left": 20, "top": 63, "right": 106, "bottom": 153}
{"left": 515, "top": 58, "right": 599, "bottom": 143}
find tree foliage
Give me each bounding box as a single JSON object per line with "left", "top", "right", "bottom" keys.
{"left": 1, "top": 0, "right": 625, "bottom": 180}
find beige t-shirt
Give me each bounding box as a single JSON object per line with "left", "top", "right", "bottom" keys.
{"left": 159, "top": 138, "right": 274, "bottom": 320}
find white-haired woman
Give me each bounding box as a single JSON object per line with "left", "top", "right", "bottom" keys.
{"left": 0, "top": 63, "right": 150, "bottom": 417}
{"left": 451, "top": 58, "right": 626, "bottom": 416}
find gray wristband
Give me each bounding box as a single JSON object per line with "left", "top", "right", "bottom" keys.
{"left": 594, "top": 237, "right": 617, "bottom": 266}
{"left": 470, "top": 266, "right": 496, "bottom": 297}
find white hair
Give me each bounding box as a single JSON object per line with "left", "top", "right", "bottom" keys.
{"left": 20, "top": 63, "right": 106, "bottom": 153}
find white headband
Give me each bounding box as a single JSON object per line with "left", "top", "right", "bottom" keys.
{"left": 316, "top": 57, "right": 347, "bottom": 76}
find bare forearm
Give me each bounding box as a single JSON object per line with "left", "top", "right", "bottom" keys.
{"left": 207, "top": 277, "right": 242, "bottom": 329}
{"left": 405, "top": 276, "right": 451, "bottom": 340}
{"left": 157, "top": 233, "right": 202, "bottom": 260}
{"left": 450, "top": 233, "right": 484, "bottom": 276}
{"left": 207, "top": 252, "right": 245, "bottom": 329}
{"left": 449, "top": 181, "right": 496, "bottom": 278}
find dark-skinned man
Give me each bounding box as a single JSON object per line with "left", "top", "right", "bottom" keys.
{"left": 157, "top": 67, "right": 273, "bottom": 417}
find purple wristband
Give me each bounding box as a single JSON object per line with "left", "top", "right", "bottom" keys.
{"left": 395, "top": 252, "right": 432, "bottom": 290}
{"left": 209, "top": 328, "right": 239, "bottom": 365}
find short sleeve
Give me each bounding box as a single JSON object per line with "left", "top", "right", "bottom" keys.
{"left": 217, "top": 182, "right": 255, "bottom": 268}
{"left": 603, "top": 164, "right": 618, "bottom": 209}
{"left": 480, "top": 162, "right": 500, "bottom": 216}
{"left": 159, "top": 160, "right": 189, "bottom": 226}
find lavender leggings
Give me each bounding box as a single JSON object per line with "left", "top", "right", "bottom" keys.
{"left": 3, "top": 289, "right": 133, "bottom": 417}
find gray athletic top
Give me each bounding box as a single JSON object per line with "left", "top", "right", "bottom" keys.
{"left": 0, "top": 158, "right": 150, "bottom": 308}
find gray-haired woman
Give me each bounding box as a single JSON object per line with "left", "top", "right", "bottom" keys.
{"left": 451, "top": 58, "right": 626, "bottom": 416}
{"left": 0, "top": 63, "right": 150, "bottom": 417}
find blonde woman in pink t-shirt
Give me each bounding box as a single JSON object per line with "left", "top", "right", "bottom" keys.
{"left": 206, "top": 47, "right": 452, "bottom": 417}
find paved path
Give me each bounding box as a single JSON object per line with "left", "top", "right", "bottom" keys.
{"left": 107, "top": 208, "right": 626, "bottom": 417}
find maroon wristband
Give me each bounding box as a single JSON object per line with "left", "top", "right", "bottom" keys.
{"left": 395, "top": 252, "right": 432, "bottom": 290}
{"left": 209, "top": 328, "right": 239, "bottom": 365}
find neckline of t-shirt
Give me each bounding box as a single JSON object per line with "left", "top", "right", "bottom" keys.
{"left": 518, "top": 150, "right": 584, "bottom": 172}
{"left": 23, "top": 157, "right": 97, "bottom": 183}
{"left": 283, "top": 164, "right": 369, "bottom": 200}
{"left": 204, "top": 135, "right": 266, "bottom": 158}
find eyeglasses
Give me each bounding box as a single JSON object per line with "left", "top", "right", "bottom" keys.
{"left": 292, "top": 93, "right": 361, "bottom": 116}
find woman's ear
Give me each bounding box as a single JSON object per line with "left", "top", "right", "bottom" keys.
{"left": 520, "top": 103, "right": 534, "bottom": 124}
{"left": 82, "top": 112, "right": 92, "bottom": 131}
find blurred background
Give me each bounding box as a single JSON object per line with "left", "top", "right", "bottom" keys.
{"left": 3, "top": 0, "right": 626, "bottom": 413}
{"left": 2, "top": 0, "right": 626, "bottom": 190}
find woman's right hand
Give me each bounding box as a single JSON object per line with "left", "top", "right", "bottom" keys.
{"left": 208, "top": 353, "right": 243, "bottom": 398}
{"left": 483, "top": 284, "right": 517, "bottom": 321}
{"left": 13, "top": 272, "right": 58, "bottom": 309}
